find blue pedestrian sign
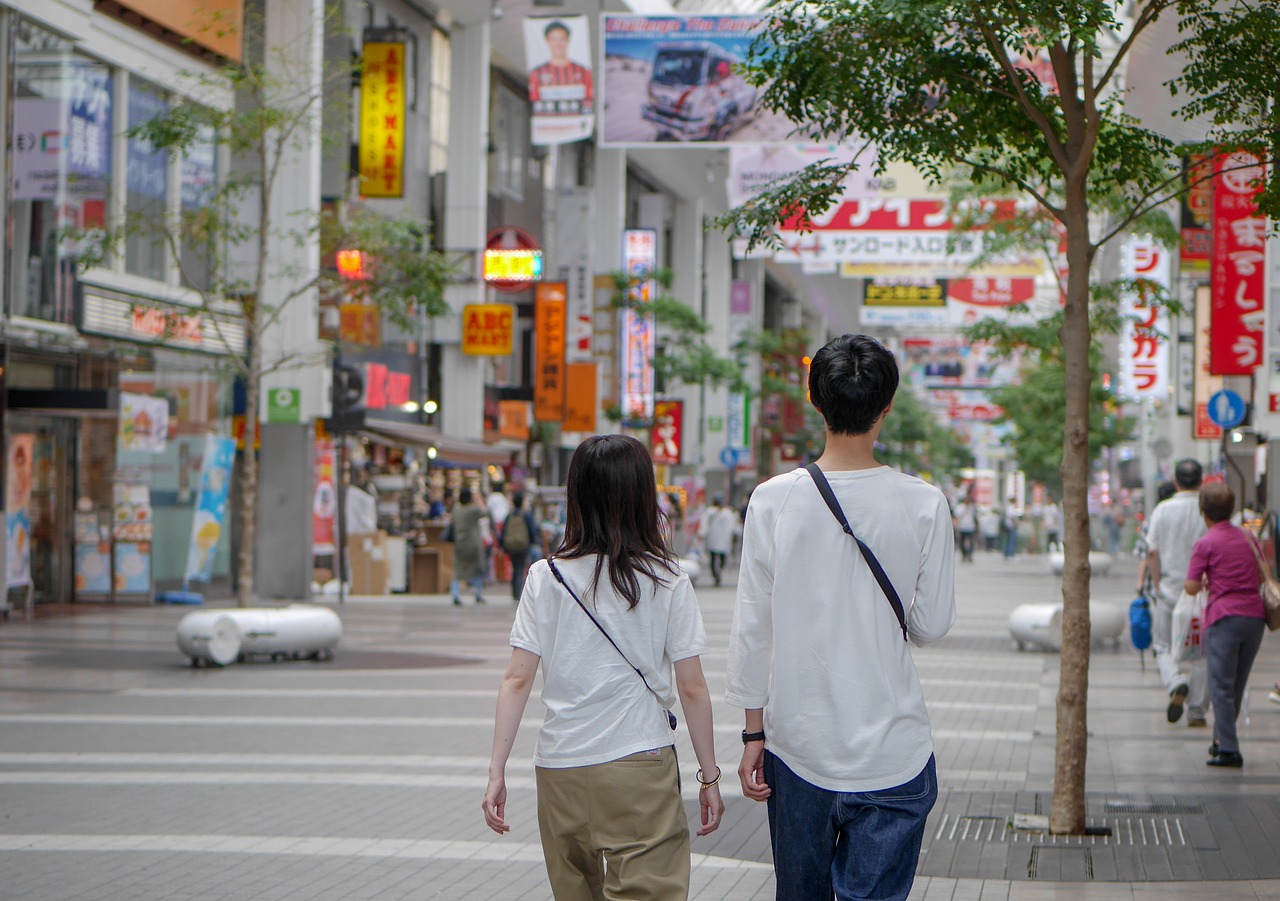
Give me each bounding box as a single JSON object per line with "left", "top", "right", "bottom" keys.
{"left": 1207, "top": 389, "right": 1246, "bottom": 429}
{"left": 719, "top": 446, "right": 740, "bottom": 468}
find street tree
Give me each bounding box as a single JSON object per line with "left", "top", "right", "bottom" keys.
{"left": 722, "top": 0, "right": 1279, "bottom": 833}
{"left": 80, "top": 11, "right": 453, "bottom": 605}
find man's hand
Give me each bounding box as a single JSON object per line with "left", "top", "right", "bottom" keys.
{"left": 738, "top": 743, "right": 771, "bottom": 802}
{"left": 482, "top": 774, "right": 509, "bottom": 834}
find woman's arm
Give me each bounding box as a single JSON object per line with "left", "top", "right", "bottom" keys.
{"left": 674, "top": 656, "right": 724, "bottom": 836}
{"left": 483, "top": 648, "right": 540, "bottom": 834}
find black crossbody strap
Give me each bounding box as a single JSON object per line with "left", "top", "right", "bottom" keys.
{"left": 804, "top": 463, "right": 909, "bottom": 642}
{"left": 546, "top": 558, "right": 677, "bottom": 729}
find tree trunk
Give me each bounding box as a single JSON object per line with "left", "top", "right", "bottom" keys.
{"left": 236, "top": 335, "right": 262, "bottom": 607}
{"left": 1050, "top": 173, "right": 1094, "bottom": 835}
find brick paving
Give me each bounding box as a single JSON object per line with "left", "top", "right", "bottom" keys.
{"left": 4, "top": 547, "right": 1280, "bottom": 899}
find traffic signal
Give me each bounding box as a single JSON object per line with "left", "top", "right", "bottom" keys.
{"left": 330, "top": 361, "right": 365, "bottom": 431}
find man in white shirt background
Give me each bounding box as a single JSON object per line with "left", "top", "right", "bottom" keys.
{"left": 699, "top": 496, "right": 736, "bottom": 587}
{"left": 1146, "top": 459, "right": 1209, "bottom": 725}
{"left": 726, "top": 334, "right": 956, "bottom": 901}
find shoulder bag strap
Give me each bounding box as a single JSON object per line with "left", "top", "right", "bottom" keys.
{"left": 1246, "top": 530, "right": 1275, "bottom": 581}
{"left": 804, "top": 463, "right": 909, "bottom": 642}
{"left": 546, "top": 557, "right": 676, "bottom": 728}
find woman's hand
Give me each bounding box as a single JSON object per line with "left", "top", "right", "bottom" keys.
{"left": 482, "top": 774, "right": 509, "bottom": 834}
{"left": 697, "top": 783, "right": 725, "bottom": 836}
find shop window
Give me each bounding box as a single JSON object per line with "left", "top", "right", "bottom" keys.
{"left": 179, "top": 123, "right": 218, "bottom": 292}
{"left": 491, "top": 85, "right": 526, "bottom": 202}
{"left": 8, "top": 21, "right": 113, "bottom": 324}
{"left": 125, "top": 79, "right": 169, "bottom": 281}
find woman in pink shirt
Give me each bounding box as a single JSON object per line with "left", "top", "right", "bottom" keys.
{"left": 1185, "top": 483, "right": 1267, "bottom": 768}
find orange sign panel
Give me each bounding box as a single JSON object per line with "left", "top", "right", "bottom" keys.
{"left": 359, "top": 41, "right": 406, "bottom": 198}
{"left": 564, "top": 362, "right": 598, "bottom": 433}
{"left": 462, "top": 304, "right": 516, "bottom": 356}
{"left": 339, "top": 304, "right": 380, "bottom": 346}
{"left": 535, "top": 283, "right": 567, "bottom": 421}
{"left": 111, "top": 0, "right": 243, "bottom": 61}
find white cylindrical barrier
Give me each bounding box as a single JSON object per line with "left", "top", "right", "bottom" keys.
{"left": 1048, "top": 551, "right": 1115, "bottom": 576}
{"left": 177, "top": 605, "right": 341, "bottom": 666}
{"left": 1009, "top": 601, "right": 1127, "bottom": 651}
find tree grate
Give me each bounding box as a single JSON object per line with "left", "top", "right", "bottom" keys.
{"left": 1101, "top": 802, "right": 1206, "bottom": 815}
{"left": 1028, "top": 847, "right": 1094, "bottom": 880}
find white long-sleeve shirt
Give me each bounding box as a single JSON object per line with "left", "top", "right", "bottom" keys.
{"left": 726, "top": 466, "right": 956, "bottom": 792}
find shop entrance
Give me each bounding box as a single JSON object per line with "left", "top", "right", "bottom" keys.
{"left": 8, "top": 414, "right": 77, "bottom": 605}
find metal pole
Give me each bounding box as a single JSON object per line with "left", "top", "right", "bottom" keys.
{"left": 336, "top": 430, "right": 347, "bottom": 605}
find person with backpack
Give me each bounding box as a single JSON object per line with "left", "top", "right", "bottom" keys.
{"left": 501, "top": 491, "right": 539, "bottom": 602}
{"left": 483, "top": 435, "right": 724, "bottom": 898}
{"left": 726, "top": 334, "right": 955, "bottom": 901}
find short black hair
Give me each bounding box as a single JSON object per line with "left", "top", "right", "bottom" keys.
{"left": 512, "top": 491, "right": 525, "bottom": 510}
{"left": 544, "top": 20, "right": 570, "bottom": 38}
{"left": 459, "top": 487, "right": 473, "bottom": 505}
{"left": 1174, "top": 459, "right": 1203, "bottom": 490}
{"left": 1156, "top": 481, "right": 1176, "bottom": 504}
{"left": 1200, "top": 483, "right": 1234, "bottom": 523}
{"left": 807, "top": 334, "right": 899, "bottom": 436}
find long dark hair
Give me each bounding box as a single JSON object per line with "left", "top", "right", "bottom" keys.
{"left": 556, "top": 434, "right": 677, "bottom": 609}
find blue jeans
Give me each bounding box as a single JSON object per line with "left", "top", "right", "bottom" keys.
{"left": 765, "top": 752, "right": 936, "bottom": 901}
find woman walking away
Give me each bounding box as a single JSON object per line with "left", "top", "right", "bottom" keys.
{"left": 1185, "top": 483, "right": 1267, "bottom": 768}
{"left": 484, "top": 434, "right": 724, "bottom": 900}
{"left": 450, "top": 487, "right": 488, "bottom": 606}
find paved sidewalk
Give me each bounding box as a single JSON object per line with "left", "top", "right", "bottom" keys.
{"left": 3, "top": 548, "right": 1280, "bottom": 899}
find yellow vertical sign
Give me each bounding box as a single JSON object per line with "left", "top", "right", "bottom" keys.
{"left": 535, "top": 282, "right": 567, "bottom": 422}
{"left": 360, "top": 40, "right": 405, "bottom": 198}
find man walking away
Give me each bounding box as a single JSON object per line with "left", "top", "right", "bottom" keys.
{"left": 1146, "top": 459, "right": 1209, "bottom": 726}
{"left": 954, "top": 493, "right": 977, "bottom": 563}
{"left": 701, "top": 496, "right": 735, "bottom": 587}
{"left": 727, "top": 334, "right": 956, "bottom": 901}
{"left": 501, "top": 492, "right": 539, "bottom": 602}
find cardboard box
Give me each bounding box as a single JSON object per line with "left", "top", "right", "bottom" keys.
{"left": 347, "top": 531, "right": 390, "bottom": 595}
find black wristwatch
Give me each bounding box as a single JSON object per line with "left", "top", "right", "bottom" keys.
{"left": 742, "top": 730, "right": 766, "bottom": 745}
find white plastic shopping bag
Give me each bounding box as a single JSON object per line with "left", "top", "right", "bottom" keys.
{"left": 1172, "top": 589, "right": 1206, "bottom": 664}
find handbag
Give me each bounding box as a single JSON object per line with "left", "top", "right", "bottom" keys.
{"left": 1245, "top": 534, "right": 1280, "bottom": 631}
{"left": 1172, "top": 589, "right": 1206, "bottom": 664}
{"left": 804, "top": 463, "right": 909, "bottom": 641}
{"left": 546, "top": 557, "right": 678, "bottom": 731}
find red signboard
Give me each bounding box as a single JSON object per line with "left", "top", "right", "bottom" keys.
{"left": 363, "top": 362, "right": 411, "bottom": 410}
{"left": 651, "top": 399, "right": 683, "bottom": 465}
{"left": 313, "top": 439, "right": 336, "bottom": 556}
{"left": 1209, "top": 151, "right": 1266, "bottom": 375}
{"left": 947, "top": 277, "right": 1036, "bottom": 307}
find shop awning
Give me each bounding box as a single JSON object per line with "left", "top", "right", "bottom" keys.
{"left": 359, "top": 420, "right": 523, "bottom": 466}
{"left": 7, "top": 388, "right": 119, "bottom": 419}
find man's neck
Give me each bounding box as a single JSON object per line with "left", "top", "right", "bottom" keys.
{"left": 813, "top": 429, "right": 882, "bottom": 472}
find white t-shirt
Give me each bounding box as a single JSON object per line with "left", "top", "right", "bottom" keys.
{"left": 726, "top": 466, "right": 956, "bottom": 792}
{"left": 1145, "top": 490, "right": 1207, "bottom": 606}
{"left": 510, "top": 555, "right": 707, "bottom": 768}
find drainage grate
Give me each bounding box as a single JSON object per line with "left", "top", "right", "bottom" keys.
{"left": 933, "top": 814, "right": 1186, "bottom": 846}
{"left": 1028, "top": 847, "right": 1094, "bottom": 880}
{"left": 1101, "top": 802, "right": 1206, "bottom": 815}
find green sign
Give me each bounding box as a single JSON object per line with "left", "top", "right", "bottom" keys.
{"left": 267, "top": 388, "right": 301, "bottom": 424}
{"left": 707, "top": 415, "right": 724, "bottom": 433}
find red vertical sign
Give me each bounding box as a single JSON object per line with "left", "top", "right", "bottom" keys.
{"left": 651, "top": 399, "right": 683, "bottom": 465}
{"left": 312, "top": 439, "right": 336, "bottom": 556}
{"left": 1209, "top": 151, "right": 1266, "bottom": 375}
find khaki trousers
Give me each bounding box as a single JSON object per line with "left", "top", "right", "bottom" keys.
{"left": 535, "top": 746, "right": 690, "bottom": 901}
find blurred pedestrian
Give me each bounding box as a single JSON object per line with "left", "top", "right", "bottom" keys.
{"left": 1043, "top": 498, "right": 1062, "bottom": 552}
{"left": 501, "top": 491, "right": 539, "bottom": 602}
{"left": 450, "top": 487, "right": 489, "bottom": 606}
{"left": 1134, "top": 482, "right": 1177, "bottom": 598}
{"left": 1002, "top": 498, "right": 1020, "bottom": 559}
{"left": 484, "top": 435, "right": 724, "bottom": 897}
{"left": 954, "top": 492, "right": 977, "bottom": 563}
{"left": 1184, "top": 483, "right": 1266, "bottom": 767}
{"left": 1147, "top": 460, "right": 1209, "bottom": 725}
{"left": 979, "top": 505, "right": 1000, "bottom": 551}
{"left": 700, "top": 496, "right": 735, "bottom": 587}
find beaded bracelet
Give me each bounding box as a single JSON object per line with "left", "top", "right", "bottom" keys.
{"left": 696, "top": 766, "right": 721, "bottom": 789}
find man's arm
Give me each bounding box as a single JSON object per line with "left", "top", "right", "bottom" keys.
{"left": 1147, "top": 549, "right": 1162, "bottom": 594}
{"left": 909, "top": 493, "right": 958, "bottom": 646}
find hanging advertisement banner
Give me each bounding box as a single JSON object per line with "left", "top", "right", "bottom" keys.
{"left": 652, "top": 400, "right": 684, "bottom": 465}
{"left": 535, "top": 282, "right": 568, "bottom": 421}
{"left": 564, "top": 362, "right": 598, "bottom": 432}
{"left": 118, "top": 393, "right": 170, "bottom": 453}
{"left": 1193, "top": 285, "right": 1224, "bottom": 440}
{"left": 6, "top": 435, "right": 34, "bottom": 588}
{"left": 358, "top": 32, "right": 406, "bottom": 198}
{"left": 524, "top": 15, "right": 594, "bottom": 145}
{"left": 1209, "top": 151, "right": 1266, "bottom": 375}
{"left": 620, "top": 230, "right": 656, "bottom": 424}
{"left": 313, "top": 439, "right": 336, "bottom": 556}
{"left": 184, "top": 435, "right": 236, "bottom": 583}
{"left": 462, "top": 304, "right": 516, "bottom": 356}
{"left": 601, "top": 15, "right": 794, "bottom": 146}
{"left": 1118, "top": 238, "right": 1172, "bottom": 400}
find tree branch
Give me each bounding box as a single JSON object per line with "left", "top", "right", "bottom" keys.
{"left": 1094, "top": 0, "right": 1171, "bottom": 96}
{"left": 956, "top": 156, "right": 1065, "bottom": 219}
